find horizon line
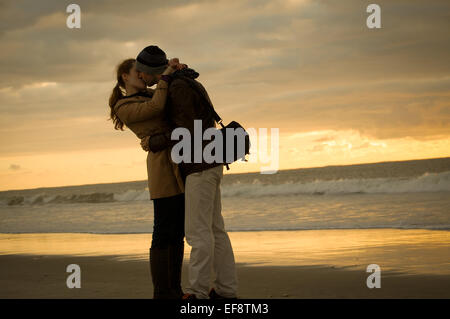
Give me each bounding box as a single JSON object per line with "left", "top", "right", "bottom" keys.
{"left": 1, "top": 155, "right": 449, "bottom": 193}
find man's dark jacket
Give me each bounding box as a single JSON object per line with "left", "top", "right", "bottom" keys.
{"left": 150, "top": 71, "right": 223, "bottom": 181}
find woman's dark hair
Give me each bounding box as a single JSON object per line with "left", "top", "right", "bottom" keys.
{"left": 108, "top": 58, "right": 135, "bottom": 131}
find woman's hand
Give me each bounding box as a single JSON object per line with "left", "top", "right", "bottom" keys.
{"left": 168, "top": 58, "right": 188, "bottom": 70}
{"left": 163, "top": 58, "right": 188, "bottom": 76}
{"left": 168, "top": 58, "right": 179, "bottom": 69}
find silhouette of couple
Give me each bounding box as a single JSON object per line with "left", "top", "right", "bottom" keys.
{"left": 108, "top": 45, "right": 238, "bottom": 299}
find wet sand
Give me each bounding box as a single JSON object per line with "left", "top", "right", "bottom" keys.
{"left": 0, "top": 230, "right": 449, "bottom": 298}
{"left": 1, "top": 254, "right": 449, "bottom": 298}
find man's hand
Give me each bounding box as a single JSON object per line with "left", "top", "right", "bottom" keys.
{"left": 140, "top": 136, "right": 150, "bottom": 152}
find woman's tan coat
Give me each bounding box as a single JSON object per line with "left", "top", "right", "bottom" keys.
{"left": 113, "top": 80, "right": 184, "bottom": 199}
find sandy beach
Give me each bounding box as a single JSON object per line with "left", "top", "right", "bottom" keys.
{"left": 1, "top": 230, "right": 449, "bottom": 299}
{"left": 1, "top": 254, "right": 450, "bottom": 299}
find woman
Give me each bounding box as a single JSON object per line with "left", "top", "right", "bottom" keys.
{"left": 108, "top": 57, "right": 186, "bottom": 299}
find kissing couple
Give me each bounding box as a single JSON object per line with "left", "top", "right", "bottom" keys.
{"left": 107, "top": 45, "right": 238, "bottom": 299}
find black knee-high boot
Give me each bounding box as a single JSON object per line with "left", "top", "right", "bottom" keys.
{"left": 149, "top": 247, "right": 172, "bottom": 299}
{"left": 168, "top": 242, "right": 185, "bottom": 299}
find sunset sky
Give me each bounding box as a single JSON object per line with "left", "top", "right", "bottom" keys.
{"left": 0, "top": 0, "right": 449, "bottom": 191}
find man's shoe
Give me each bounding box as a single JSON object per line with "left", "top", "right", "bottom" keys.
{"left": 182, "top": 293, "right": 197, "bottom": 300}
{"left": 209, "top": 288, "right": 237, "bottom": 300}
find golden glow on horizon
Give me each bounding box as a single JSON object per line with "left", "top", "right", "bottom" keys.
{"left": 1, "top": 130, "right": 449, "bottom": 191}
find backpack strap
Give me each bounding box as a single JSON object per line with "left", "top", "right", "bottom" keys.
{"left": 174, "top": 76, "right": 225, "bottom": 129}
{"left": 172, "top": 75, "right": 230, "bottom": 170}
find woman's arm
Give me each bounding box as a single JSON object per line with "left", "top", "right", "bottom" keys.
{"left": 115, "top": 66, "right": 175, "bottom": 124}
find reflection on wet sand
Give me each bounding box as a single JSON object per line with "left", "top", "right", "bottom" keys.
{"left": 1, "top": 229, "right": 449, "bottom": 275}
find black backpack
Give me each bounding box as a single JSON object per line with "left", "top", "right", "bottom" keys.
{"left": 175, "top": 76, "right": 251, "bottom": 170}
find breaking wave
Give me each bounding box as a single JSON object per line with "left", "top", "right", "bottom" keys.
{"left": 2, "top": 171, "right": 449, "bottom": 206}
{"left": 221, "top": 171, "right": 450, "bottom": 197}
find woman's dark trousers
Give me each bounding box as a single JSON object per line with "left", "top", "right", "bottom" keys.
{"left": 150, "top": 193, "right": 185, "bottom": 299}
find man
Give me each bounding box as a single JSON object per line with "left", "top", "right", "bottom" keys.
{"left": 136, "top": 45, "right": 238, "bottom": 299}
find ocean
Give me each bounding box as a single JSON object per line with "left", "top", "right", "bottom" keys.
{"left": 1, "top": 157, "right": 449, "bottom": 234}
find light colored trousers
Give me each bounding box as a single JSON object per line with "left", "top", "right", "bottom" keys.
{"left": 184, "top": 165, "right": 238, "bottom": 299}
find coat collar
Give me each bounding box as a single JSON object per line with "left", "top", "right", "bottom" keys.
{"left": 114, "top": 90, "right": 153, "bottom": 112}
{"left": 122, "top": 90, "right": 153, "bottom": 99}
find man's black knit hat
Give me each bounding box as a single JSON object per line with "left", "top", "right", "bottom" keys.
{"left": 135, "top": 45, "right": 168, "bottom": 75}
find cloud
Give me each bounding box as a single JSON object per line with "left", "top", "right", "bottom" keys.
{"left": 0, "top": 0, "right": 449, "bottom": 160}
{"left": 2, "top": 0, "right": 448, "bottom": 88}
